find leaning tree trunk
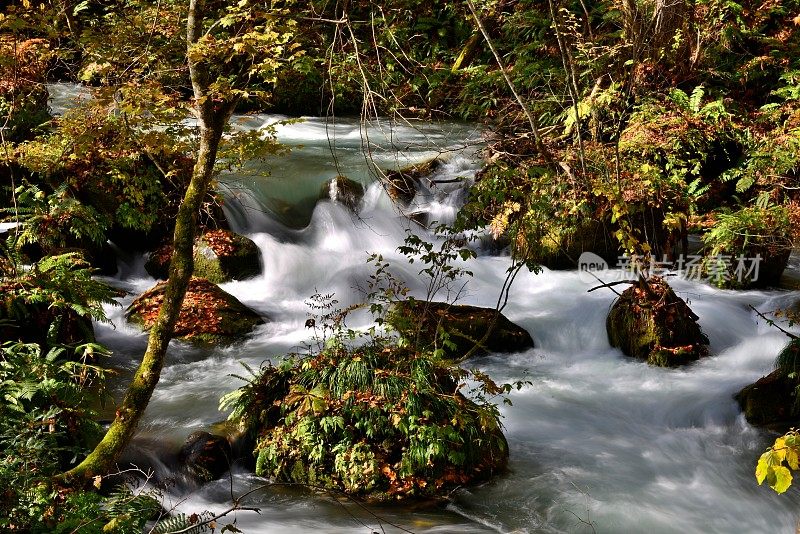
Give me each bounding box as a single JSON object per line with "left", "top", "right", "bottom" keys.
{"left": 62, "top": 0, "right": 238, "bottom": 482}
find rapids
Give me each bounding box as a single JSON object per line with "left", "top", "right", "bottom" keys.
{"left": 49, "top": 84, "right": 800, "bottom": 533}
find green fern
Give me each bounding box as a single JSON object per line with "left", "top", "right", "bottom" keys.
{"left": 669, "top": 87, "right": 690, "bottom": 110}
{"left": 152, "top": 512, "right": 212, "bottom": 534}
{"left": 689, "top": 85, "right": 705, "bottom": 113}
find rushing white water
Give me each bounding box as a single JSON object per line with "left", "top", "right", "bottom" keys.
{"left": 45, "top": 80, "right": 799, "bottom": 532}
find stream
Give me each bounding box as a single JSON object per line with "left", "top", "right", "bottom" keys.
{"left": 50, "top": 84, "right": 800, "bottom": 533}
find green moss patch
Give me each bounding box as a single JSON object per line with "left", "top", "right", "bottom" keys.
{"left": 606, "top": 276, "right": 709, "bottom": 367}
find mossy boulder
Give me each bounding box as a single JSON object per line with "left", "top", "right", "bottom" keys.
{"left": 736, "top": 339, "right": 800, "bottom": 429}
{"left": 319, "top": 175, "right": 365, "bottom": 212}
{"left": 388, "top": 300, "right": 534, "bottom": 359}
{"left": 222, "top": 343, "right": 509, "bottom": 501}
{"left": 145, "top": 229, "right": 261, "bottom": 283}
{"left": 126, "top": 277, "right": 264, "bottom": 345}
{"left": 606, "top": 276, "right": 709, "bottom": 367}
{"left": 383, "top": 158, "right": 443, "bottom": 205}
{"left": 531, "top": 218, "right": 619, "bottom": 270}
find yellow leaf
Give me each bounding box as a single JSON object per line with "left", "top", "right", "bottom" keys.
{"left": 93, "top": 475, "right": 102, "bottom": 489}
{"left": 756, "top": 451, "right": 771, "bottom": 484}
{"left": 773, "top": 440, "right": 787, "bottom": 463}
{"left": 787, "top": 447, "right": 800, "bottom": 471}
{"left": 793, "top": 14, "right": 800, "bottom": 25}
{"left": 771, "top": 466, "right": 793, "bottom": 494}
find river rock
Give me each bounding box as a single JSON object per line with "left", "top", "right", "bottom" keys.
{"left": 606, "top": 276, "right": 709, "bottom": 367}
{"left": 126, "top": 277, "right": 264, "bottom": 345}
{"left": 382, "top": 158, "right": 442, "bottom": 205}
{"left": 319, "top": 175, "right": 365, "bottom": 212}
{"left": 228, "top": 349, "right": 508, "bottom": 501}
{"left": 745, "top": 243, "right": 792, "bottom": 289}
{"left": 387, "top": 300, "right": 534, "bottom": 358}
{"left": 178, "top": 431, "right": 232, "bottom": 483}
{"left": 736, "top": 339, "right": 800, "bottom": 429}
{"left": 145, "top": 229, "right": 261, "bottom": 283}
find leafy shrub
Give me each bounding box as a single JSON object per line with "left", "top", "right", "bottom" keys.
{"left": 0, "top": 341, "right": 108, "bottom": 529}
{"left": 221, "top": 328, "right": 511, "bottom": 500}
{"left": 702, "top": 202, "right": 792, "bottom": 287}
{"left": 0, "top": 252, "right": 119, "bottom": 347}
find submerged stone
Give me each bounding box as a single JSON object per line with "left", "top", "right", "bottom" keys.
{"left": 126, "top": 277, "right": 264, "bottom": 345}
{"left": 606, "top": 276, "right": 709, "bottom": 367}
{"left": 178, "top": 431, "right": 232, "bottom": 483}
{"left": 145, "top": 229, "right": 261, "bottom": 283}
{"left": 388, "top": 300, "right": 534, "bottom": 359}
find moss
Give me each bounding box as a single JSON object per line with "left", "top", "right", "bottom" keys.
{"left": 192, "top": 245, "right": 227, "bottom": 284}
{"left": 607, "top": 276, "right": 709, "bottom": 367}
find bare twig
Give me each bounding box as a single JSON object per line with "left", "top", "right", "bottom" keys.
{"left": 749, "top": 305, "right": 799, "bottom": 340}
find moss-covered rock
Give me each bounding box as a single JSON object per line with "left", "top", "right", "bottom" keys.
{"left": 702, "top": 206, "right": 793, "bottom": 289}
{"left": 388, "top": 300, "right": 534, "bottom": 359}
{"left": 736, "top": 339, "right": 800, "bottom": 429}
{"left": 606, "top": 276, "right": 709, "bottom": 367}
{"left": 736, "top": 369, "right": 799, "bottom": 430}
{"left": 531, "top": 218, "right": 619, "bottom": 270}
{"left": 145, "top": 229, "right": 261, "bottom": 283}
{"left": 126, "top": 277, "right": 264, "bottom": 345}
{"left": 221, "top": 342, "right": 509, "bottom": 502}
{"left": 318, "top": 175, "right": 365, "bottom": 212}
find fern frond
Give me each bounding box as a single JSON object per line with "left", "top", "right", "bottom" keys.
{"left": 669, "top": 88, "right": 690, "bottom": 110}
{"left": 689, "top": 85, "right": 705, "bottom": 113}
{"left": 152, "top": 512, "right": 212, "bottom": 534}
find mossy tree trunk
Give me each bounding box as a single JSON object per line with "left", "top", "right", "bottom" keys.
{"left": 62, "top": 0, "right": 239, "bottom": 482}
